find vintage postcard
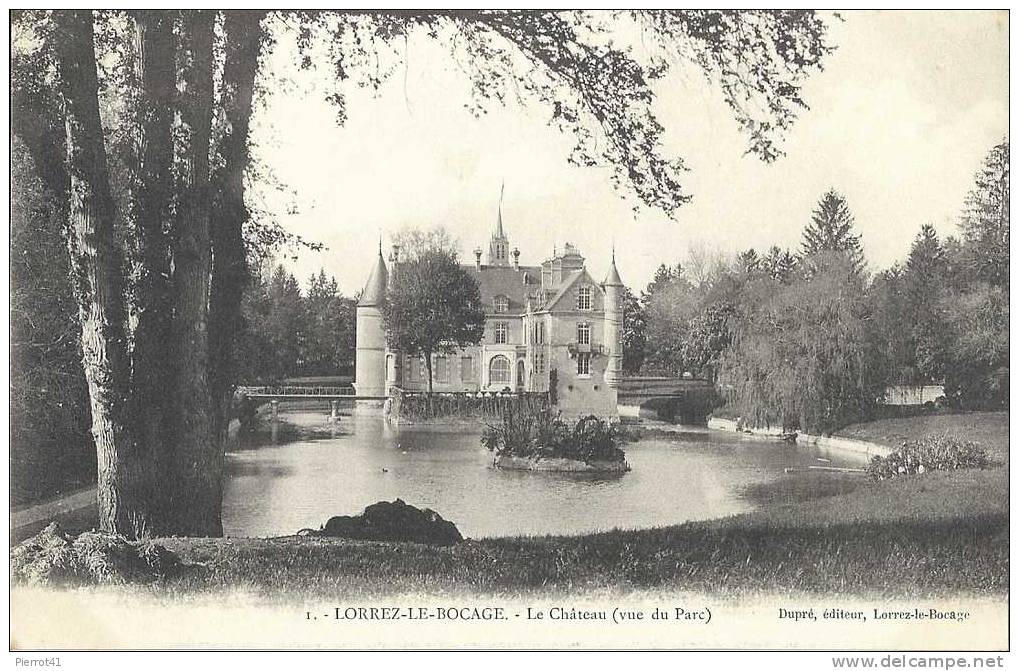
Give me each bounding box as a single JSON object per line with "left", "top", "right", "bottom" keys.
{"left": 7, "top": 6, "right": 1010, "bottom": 658}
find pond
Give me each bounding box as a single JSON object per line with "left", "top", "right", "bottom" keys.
{"left": 222, "top": 408, "right": 868, "bottom": 539}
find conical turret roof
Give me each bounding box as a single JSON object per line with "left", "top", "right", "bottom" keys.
{"left": 604, "top": 249, "right": 623, "bottom": 286}
{"left": 358, "top": 247, "right": 388, "bottom": 307}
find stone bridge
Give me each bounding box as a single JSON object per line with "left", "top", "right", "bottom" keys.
{"left": 616, "top": 377, "right": 718, "bottom": 423}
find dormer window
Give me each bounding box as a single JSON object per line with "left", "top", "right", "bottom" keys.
{"left": 494, "top": 295, "right": 509, "bottom": 313}
{"left": 577, "top": 285, "right": 592, "bottom": 311}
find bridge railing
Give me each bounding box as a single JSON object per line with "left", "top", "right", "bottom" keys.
{"left": 236, "top": 385, "right": 356, "bottom": 397}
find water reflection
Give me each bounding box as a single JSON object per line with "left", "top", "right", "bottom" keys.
{"left": 222, "top": 409, "right": 867, "bottom": 539}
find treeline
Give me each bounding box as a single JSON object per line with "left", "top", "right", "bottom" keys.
{"left": 11, "top": 139, "right": 94, "bottom": 503}
{"left": 623, "top": 141, "right": 1009, "bottom": 434}
{"left": 236, "top": 266, "right": 357, "bottom": 383}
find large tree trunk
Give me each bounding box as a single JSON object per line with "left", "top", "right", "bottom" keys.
{"left": 53, "top": 10, "right": 145, "bottom": 535}
{"left": 130, "top": 10, "right": 176, "bottom": 533}
{"left": 168, "top": 10, "right": 219, "bottom": 536}
{"left": 209, "top": 11, "right": 264, "bottom": 450}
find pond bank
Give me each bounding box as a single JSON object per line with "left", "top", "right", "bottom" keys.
{"left": 707, "top": 416, "right": 894, "bottom": 457}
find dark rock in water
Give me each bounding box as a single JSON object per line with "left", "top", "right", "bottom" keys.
{"left": 11, "top": 522, "right": 181, "bottom": 586}
{"left": 316, "top": 499, "right": 463, "bottom": 545}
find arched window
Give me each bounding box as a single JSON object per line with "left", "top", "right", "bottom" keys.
{"left": 494, "top": 295, "right": 509, "bottom": 313}
{"left": 577, "top": 285, "right": 592, "bottom": 310}
{"left": 577, "top": 322, "right": 591, "bottom": 345}
{"left": 490, "top": 355, "right": 511, "bottom": 384}
{"left": 494, "top": 321, "right": 508, "bottom": 344}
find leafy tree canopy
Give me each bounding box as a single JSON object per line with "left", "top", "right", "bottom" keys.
{"left": 382, "top": 248, "right": 486, "bottom": 391}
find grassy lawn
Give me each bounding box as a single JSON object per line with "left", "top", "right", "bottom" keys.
{"left": 134, "top": 411, "right": 1007, "bottom": 602}
{"left": 839, "top": 411, "right": 1009, "bottom": 464}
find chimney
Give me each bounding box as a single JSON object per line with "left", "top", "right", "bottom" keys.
{"left": 474, "top": 247, "right": 482, "bottom": 271}
{"left": 512, "top": 247, "right": 520, "bottom": 270}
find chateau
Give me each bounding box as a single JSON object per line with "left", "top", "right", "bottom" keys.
{"left": 354, "top": 212, "right": 624, "bottom": 418}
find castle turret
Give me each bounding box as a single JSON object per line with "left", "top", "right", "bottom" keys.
{"left": 602, "top": 250, "right": 624, "bottom": 389}
{"left": 354, "top": 244, "right": 388, "bottom": 397}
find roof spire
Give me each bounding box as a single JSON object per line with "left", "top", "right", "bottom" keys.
{"left": 378, "top": 235, "right": 383, "bottom": 256}
{"left": 495, "top": 180, "right": 506, "bottom": 239}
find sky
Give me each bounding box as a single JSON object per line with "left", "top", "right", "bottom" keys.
{"left": 249, "top": 10, "right": 1009, "bottom": 295}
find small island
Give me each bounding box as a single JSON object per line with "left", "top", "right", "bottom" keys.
{"left": 482, "top": 408, "right": 630, "bottom": 473}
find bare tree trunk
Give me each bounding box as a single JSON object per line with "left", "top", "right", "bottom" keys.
{"left": 168, "top": 10, "right": 219, "bottom": 536}
{"left": 53, "top": 10, "right": 145, "bottom": 535}
{"left": 209, "top": 11, "right": 264, "bottom": 450}
{"left": 425, "top": 352, "right": 434, "bottom": 393}
{"left": 130, "top": 9, "right": 176, "bottom": 533}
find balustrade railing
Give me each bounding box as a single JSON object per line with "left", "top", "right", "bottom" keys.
{"left": 388, "top": 386, "right": 550, "bottom": 421}
{"left": 236, "top": 385, "right": 356, "bottom": 397}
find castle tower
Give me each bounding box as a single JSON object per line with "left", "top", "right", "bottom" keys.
{"left": 354, "top": 243, "right": 388, "bottom": 397}
{"left": 488, "top": 184, "right": 509, "bottom": 266}
{"left": 602, "top": 249, "right": 624, "bottom": 389}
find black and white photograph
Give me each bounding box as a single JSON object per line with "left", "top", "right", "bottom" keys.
{"left": 7, "top": 6, "right": 1011, "bottom": 656}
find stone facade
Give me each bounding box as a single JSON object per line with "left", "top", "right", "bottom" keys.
{"left": 353, "top": 214, "right": 624, "bottom": 419}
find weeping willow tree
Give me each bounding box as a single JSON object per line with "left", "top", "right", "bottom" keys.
{"left": 718, "top": 254, "right": 887, "bottom": 434}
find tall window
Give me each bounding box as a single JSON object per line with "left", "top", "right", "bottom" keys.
{"left": 577, "top": 352, "right": 591, "bottom": 376}
{"left": 435, "top": 356, "right": 448, "bottom": 383}
{"left": 577, "top": 285, "right": 592, "bottom": 310}
{"left": 538, "top": 322, "right": 545, "bottom": 343}
{"left": 494, "top": 321, "right": 508, "bottom": 344}
{"left": 494, "top": 295, "right": 509, "bottom": 313}
{"left": 577, "top": 322, "right": 591, "bottom": 345}
{"left": 461, "top": 356, "right": 474, "bottom": 382}
{"left": 490, "top": 355, "right": 511, "bottom": 384}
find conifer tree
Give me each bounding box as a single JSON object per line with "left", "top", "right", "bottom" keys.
{"left": 960, "top": 140, "right": 1009, "bottom": 286}
{"left": 903, "top": 223, "right": 949, "bottom": 385}
{"left": 801, "top": 189, "right": 866, "bottom": 275}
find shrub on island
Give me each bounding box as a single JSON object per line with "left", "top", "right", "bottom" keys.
{"left": 482, "top": 406, "right": 628, "bottom": 472}
{"left": 866, "top": 434, "right": 990, "bottom": 480}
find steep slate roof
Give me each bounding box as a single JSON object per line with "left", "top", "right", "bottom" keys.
{"left": 465, "top": 264, "right": 542, "bottom": 316}
{"left": 358, "top": 251, "right": 388, "bottom": 307}
{"left": 538, "top": 268, "right": 604, "bottom": 313}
